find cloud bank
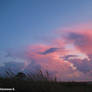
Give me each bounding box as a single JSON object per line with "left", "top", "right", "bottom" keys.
{"left": 0, "top": 24, "right": 92, "bottom": 81}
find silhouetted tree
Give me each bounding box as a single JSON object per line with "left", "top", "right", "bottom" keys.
{"left": 15, "top": 72, "right": 26, "bottom": 80}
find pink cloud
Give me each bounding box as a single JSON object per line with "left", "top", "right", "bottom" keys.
{"left": 23, "top": 24, "right": 92, "bottom": 81}
{"left": 1, "top": 23, "right": 92, "bottom": 81}
{"left": 58, "top": 24, "right": 92, "bottom": 55}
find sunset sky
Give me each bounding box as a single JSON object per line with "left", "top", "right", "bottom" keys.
{"left": 0, "top": 0, "right": 92, "bottom": 81}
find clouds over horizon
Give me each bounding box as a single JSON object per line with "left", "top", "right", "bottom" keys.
{"left": 0, "top": 24, "right": 92, "bottom": 81}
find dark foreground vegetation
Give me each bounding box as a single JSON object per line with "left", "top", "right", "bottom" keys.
{"left": 0, "top": 70, "right": 92, "bottom": 92}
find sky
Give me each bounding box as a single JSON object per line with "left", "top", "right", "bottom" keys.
{"left": 0, "top": 0, "right": 92, "bottom": 81}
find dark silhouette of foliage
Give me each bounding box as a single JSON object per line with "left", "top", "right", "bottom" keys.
{"left": 0, "top": 69, "right": 91, "bottom": 92}
{"left": 15, "top": 72, "right": 26, "bottom": 80}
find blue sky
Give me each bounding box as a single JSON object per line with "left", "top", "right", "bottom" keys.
{"left": 0, "top": 0, "right": 92, "bottom": 50}
{"left": 0, "top": 0, "right": 92, "bottom": 81}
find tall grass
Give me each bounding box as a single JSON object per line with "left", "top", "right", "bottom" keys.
{"left": 2, "top": 69, "right": 56, "bottom": 82}
{"left": 0, "top": 69, "right": 91, "bottom": 92}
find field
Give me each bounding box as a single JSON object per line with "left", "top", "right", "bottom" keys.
{"left": 0, "top": 71, "right": 92, "bottom": 92}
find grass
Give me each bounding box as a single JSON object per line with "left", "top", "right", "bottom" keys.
{"left": 0, "top": 70, "right": 92, "bottom": 92}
